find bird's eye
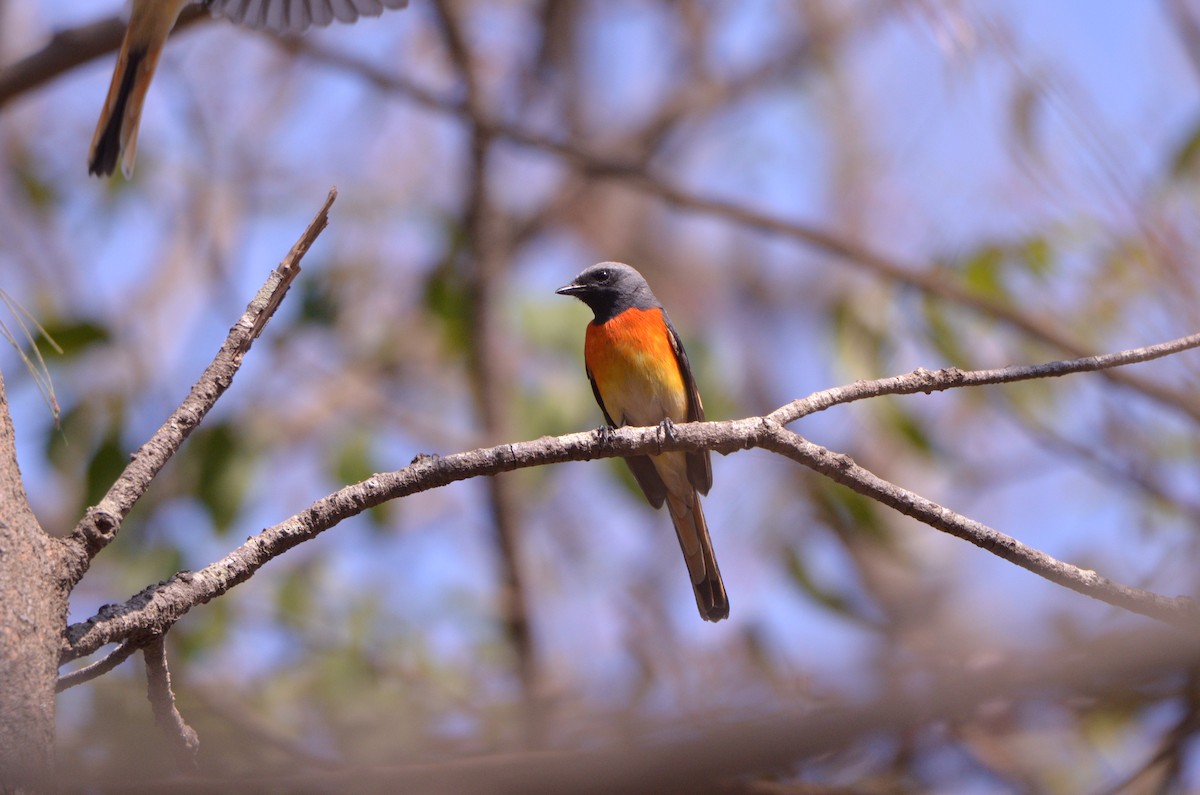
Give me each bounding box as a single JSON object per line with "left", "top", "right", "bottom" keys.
{"left": 595, "top": 269, "right": 611, "bottom": 283}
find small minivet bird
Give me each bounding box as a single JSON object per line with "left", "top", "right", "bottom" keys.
{"left": 557, "top": 262, "right": 728, "bottom": 622}
{"left": 89, "top": 0, "right": 409, "bottom": 178}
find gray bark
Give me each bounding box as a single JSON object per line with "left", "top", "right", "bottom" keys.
{"left": 0, "top": 371, "right": 68, "bottom": 792}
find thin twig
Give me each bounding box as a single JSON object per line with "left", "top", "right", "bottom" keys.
{"left": 143, "top": 635, "right": 200, "bottom": 772}
{"left": 0, "top": 289, "right": 62, "bottom": 422}
{"left": 243, "top": 187, "right": 335, "bottom": 348}
{"left": 60, "top": 331, "right": 1200, "bottom": 664}
{"left": 56, "top": 638, "right": 140, "bottom": 692}
{"left": 769, "top": 330, "right": 1200, "bottom": 425}
{"left": 59, "top": 188, "right": 336, "bottom": 587}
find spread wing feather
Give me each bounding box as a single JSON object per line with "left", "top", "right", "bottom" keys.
{"left": 205, "top": 0, "right": 408, "bottom": 34}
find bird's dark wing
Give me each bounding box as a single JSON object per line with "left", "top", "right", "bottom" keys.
{"left": 664, "top": 313, "right": 712, "bottom": 495}
{"left": 587, "top": 366, "right": 668, "bottom": 509}
{"left": 206, "top": 0, "right": 408, "bottom": 34}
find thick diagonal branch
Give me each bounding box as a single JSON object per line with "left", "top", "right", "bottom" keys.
{"left": 59, "top": 188, "right": 336, "bottom": 587}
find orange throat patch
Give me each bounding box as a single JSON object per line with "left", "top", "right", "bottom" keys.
{"left": 584, "top": 307, "right": 687, "bottom": 427}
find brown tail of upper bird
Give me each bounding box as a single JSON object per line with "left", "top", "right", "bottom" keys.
{"left": 88, "top": 1, "right": 186, "bottom": 178}
{"left": 666, "top": 491, "right": 728, "bottom": 622}
{"left": 88, "top": 42, "right": 148, "bottom": 177}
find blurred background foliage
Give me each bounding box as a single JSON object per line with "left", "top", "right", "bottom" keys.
{"left": 4, "top": 0, "right": 1200, "bottom": 789}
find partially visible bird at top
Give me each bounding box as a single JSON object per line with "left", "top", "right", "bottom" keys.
{"left": 89, "top": 0, "right": 409, "bottom": 179}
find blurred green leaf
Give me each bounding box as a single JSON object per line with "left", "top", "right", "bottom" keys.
{"left": 809, "top": 479, "right": 891, "bottom": 545}
{"left": 521, "top": 301, "right": 586, "bottom": 355}
{"left": 275, "top": 563, "right": 317, "bottom": 630}
{"left": 297, "top": 271, "right": 339, "bottom": 327}
{"left": 421, "top": 217, "right": 474, "bottom": 357}
{"left": 829, "top": 297, "right": 887, "bottom": 378}
{"left": 334, "top": 434, "right": 375, "bottom": 485}
{"left": 423, "top": 259, "right": 471, "bottom": 356}
{"left": 11, "top": 148, "right": 58, "bottom": 211}
{"left": 961, "top": 244, "right": 1008, "bottom": 301}
{"left": 84, "top": 431, "right": 127, "bottom": 508}
{"left": 46, "top": 403, "right": 91, "bottom": 472}
{"left": 1020, "top": 236, "right": 1054, "bottom": 278}
{"left": 1079, "top": 700, "right": 1140, "bottom": 749}
{"left": 114, "top": 543, "right": 184, "bottom": 594}
{"left": 680, "top": 336, "right": 736, "bottom": 422}
{"left": 174, "top": 596, "right": 232, "bottom": 662}
{"left": 1169, "top": 115, "right": 1200, "bottom": 178}
{"left": 878, "top": 402, "right": 935, "bottom": 456}
{"left": 920, "top": 297, "right": 971, "bottom": 369}
{"left": 35, "top": 320, "right": 110, "bottom": 360}
{"left": 187, "top": 422, "right": 252, "bottom": 534}
{"left": 783, "top": 546, "right": 857, "bottom": 617}
{"left": 333, "top": 434, "right": 391, "bottom": 528}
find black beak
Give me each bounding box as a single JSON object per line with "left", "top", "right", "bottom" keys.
{"left": 555, "top": 281, "right": 586, "bottom": 296}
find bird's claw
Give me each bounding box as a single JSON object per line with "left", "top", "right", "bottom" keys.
{"left": 595, "top": 425, "right": 617, "bottom": 446}
{"left": 410, "top": 452, "right": 441, "bottom": 466}
{"left": 658, "top": 417, "right": 678, "bottom": 443}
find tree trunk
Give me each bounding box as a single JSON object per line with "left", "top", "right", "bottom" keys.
{"left": 0, "top": 370, "right": 68, "bottom": 791}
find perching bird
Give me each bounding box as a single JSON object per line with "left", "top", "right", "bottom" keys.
{"left": 557, "top": 262, "right": 728, "bottom": 622}
{"left": 88, "top": 0, "right": 409, "bottom": 178}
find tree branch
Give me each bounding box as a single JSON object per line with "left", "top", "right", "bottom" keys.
{"left": 56, "top": 638, "right": 139, "bottom": 692}
{"left": 143, "top": 635, "right": 200, "bottom": 772}
{"left": 59, "top": 188, "right": 336, "bottom": 587}
{"left": 757, "top": 423, "right": 1195, "bottom": 626}
{"left": 769, "top": 330, "right": 1200, "bottom": 425}
{"left": 61, "top": 331, "right": 1200, "bottom": 664}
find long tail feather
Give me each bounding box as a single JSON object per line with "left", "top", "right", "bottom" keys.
{"left": 88, "top": 1, "right": 186, "bottom": 178}
{"left": 666, "top": 492, "right": 728, "bottom": 622}
{"left": 88, "top": 40, "right": 146, "bottom": 177}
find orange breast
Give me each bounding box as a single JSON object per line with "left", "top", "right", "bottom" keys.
{"left": 585, "top": 307, "right": 687, "bottom": 427}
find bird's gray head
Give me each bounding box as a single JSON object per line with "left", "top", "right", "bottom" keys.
{"left": 555, "top": 262, "right": 660, "bottom": 323}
